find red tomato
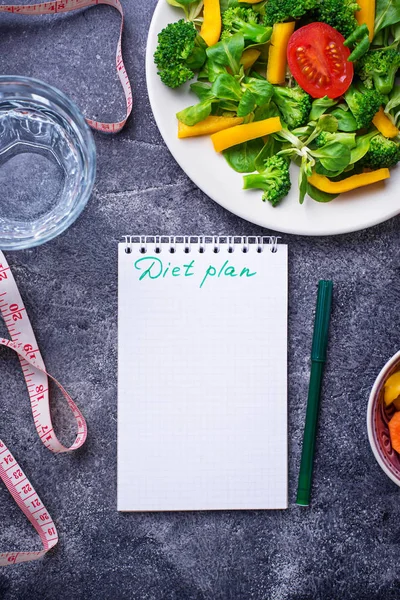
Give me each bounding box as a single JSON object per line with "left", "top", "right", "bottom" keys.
{"left": 287, "top": 22, "right": 354, "bottom": 99}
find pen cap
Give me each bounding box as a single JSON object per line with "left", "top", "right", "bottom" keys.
{"left": 311, "top": 281, "right": 333, "bottom": 362}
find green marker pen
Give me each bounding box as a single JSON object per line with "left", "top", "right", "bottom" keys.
{"left": 296, "top": 280, "right": 333, "bottom": 507}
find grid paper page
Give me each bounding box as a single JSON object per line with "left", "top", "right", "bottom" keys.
{"left": 118, "top": 241, "right": 288, "bottom": 511}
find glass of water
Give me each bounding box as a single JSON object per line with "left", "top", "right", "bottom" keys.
{"left": 0, "top": 76, "right": 96, "bottom": 250}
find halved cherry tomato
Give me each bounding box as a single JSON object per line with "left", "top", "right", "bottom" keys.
{"left": 287, "top": 22, "right": 354, "bottom": 99}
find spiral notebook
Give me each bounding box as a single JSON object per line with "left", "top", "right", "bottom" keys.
{"left": 118, "top": 236, "right": 288, "bottom": 511}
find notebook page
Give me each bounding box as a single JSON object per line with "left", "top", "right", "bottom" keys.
{"left": 118, "top": 241, "right": 288, "bottom": 511}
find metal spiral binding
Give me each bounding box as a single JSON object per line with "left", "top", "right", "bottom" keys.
{"left": 124, "top": 236, "right": 281, "bottom": 254}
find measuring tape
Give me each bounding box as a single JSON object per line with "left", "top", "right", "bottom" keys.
{"left": 0, "top": 251, "right": 87, "bottom": 566}
{"left": 0, "top": 0, "right": 132, "bottom": 133}
{"left": 0, "top": 0, "right": 124, "bottom": 565}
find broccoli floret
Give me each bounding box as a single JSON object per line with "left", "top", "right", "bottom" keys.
{"left": 221, "top": 7, "right": 272, "bottom": 44}
{"left": 262, "top": 0, "right": 359, "bottom": 34}
{"left": 272, "top": 85, "right": 312, "bottom": 129}
{"left": 361, "top": 134, "right": 400, "bottom": 169}
{"left": 263, "top": 0, "right": 318, "bottom": 27}
{"left": 243, "top": 156, "right": 291, "bottom": 206}
{"left": 344, "top": 84, "right": 384, "bottom": 129}
{"left": 315, "top": 132, "right": 332, "bottom": 147}
{"left": 154, "top": 20, "right": 207, "bottom": 89}
{"left": 313, "top": 0, "right": 360, "bottom": 38}
{"left": 356, "top": 48, "right": 400, "bottom": 95}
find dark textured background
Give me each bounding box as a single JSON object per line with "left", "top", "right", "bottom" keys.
{"left": 1, "top": 1, "right": 400, "bottom": 599}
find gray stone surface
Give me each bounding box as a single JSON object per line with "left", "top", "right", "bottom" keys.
{"left": 1, "top": 1, "right": 400, "bottom": 599}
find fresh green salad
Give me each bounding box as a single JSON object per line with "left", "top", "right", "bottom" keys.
{"left": 154, "top": 0, "right": 400, "bottom": 206}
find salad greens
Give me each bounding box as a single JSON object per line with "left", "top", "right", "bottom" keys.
{"left": 155, "top": 0, "right": 400, "bottom": 207}
{"left": 374, "top": 0, "right": 400, "bottom": 37}
{"left": 221, "top": 7, "right": 272, "bottom": 43}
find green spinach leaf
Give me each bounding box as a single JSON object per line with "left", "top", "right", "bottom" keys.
{"left": 237, "top": 90, "right": 257, "bottom": 117}
{"left": 312, "top": 142, "right": 351, "bottom": 172}
{"left": 206, "top": 34, "right": 245, "bottom": 75}
{"left": 374, "top": 0, "right": 400, "bottom": 35}
{"left": 309, "top": 96, "right": 338, "bottom": 121}
{"left": 255, "top": 137, "right": 280, "bottom": 172}
{"left": 211, "top": 73, "right": 242, "bottom": 101}
{"left": 198, "top": 60, "right": 226, "bottom": 83}
{"left": 190, "top": 82, "right": 214, "bottom": 101}
{"left": 307, "top": 183, "right": 338, "bottom": 202}
{"left": 349, "top": 134, "right": 375, "bottom": 164}
{"left": 318, "top": 114, "right": 339, "bottom": 133}
{"left": 315, "top": 163, "right": 346, "bottom": 177}
{"left": 391, "top": 21, "right": 400, "bottom": 41}
{"left": 176, "top": 99, "right": 213, "bottom": 126}
{"left": 330, "top": 108, "right": 358, "bottom": 131}
{"left": 386, "top": 84, "right": 400, "bottom": 113}
{"left": 299, "top": 162, "right": 309, "bottom": 205}
{"left": 244, "top": 78, "right": 274, "bottom": 106}
{"left": 223, "top": 138, "right": 264, "bottom": 173}
{"left": 219, "top": 0, "right": 239, "bottom": 11}
{"left": 253, "top": 102, "right": 280, "bottom": 121}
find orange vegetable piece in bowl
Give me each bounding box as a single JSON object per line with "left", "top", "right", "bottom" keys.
{"left": 389, "top": 412, "right": 400, "bottom": 453}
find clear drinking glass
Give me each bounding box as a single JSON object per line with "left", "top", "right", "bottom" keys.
{"left": 0, "top": 76, "right": 96, "bottom": 250}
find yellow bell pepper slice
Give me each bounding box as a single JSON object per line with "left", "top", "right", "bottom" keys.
{"left": 211, "top": 116, "right": 282, "bottom": 152}
{"left": 384, "top": 372, "right": 400, "bottom": 406}
{"left": 267, "top": 21, "right": 296, "bottom": 85}
{"left": 372, "top": 107, "right": 399, "bottom": 139}
{"left": 240, "top": 48, "right": 261, "bottom": 71}
{"left": 200, "top": 0, "right": 221, "bottom": 47}
{"left": 308, "top": 169, "right": 390, "bottom": 194}
{"left": 356, "top": 0, "right": 375, "bottom": 41}
{"left": 178, "top": 116, "right": 244, "bottom": 139}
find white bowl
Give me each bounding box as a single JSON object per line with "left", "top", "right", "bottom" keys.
{"left": 367, "top": 350, "right": 400, "bottom": 487}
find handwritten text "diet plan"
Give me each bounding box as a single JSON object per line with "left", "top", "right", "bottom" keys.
{"left": 134, "top": 256, "right": 257, "bottom": 288}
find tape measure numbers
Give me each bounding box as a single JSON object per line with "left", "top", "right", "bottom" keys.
{"left": 0, "top": 252, "right": 87, "bottom": 566}
{"left": 0, "top": 0, "right": 131, "bottom": 565}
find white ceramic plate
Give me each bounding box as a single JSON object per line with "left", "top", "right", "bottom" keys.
{"left": 146, "top": 1, "right": 400, "bottom": 236}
